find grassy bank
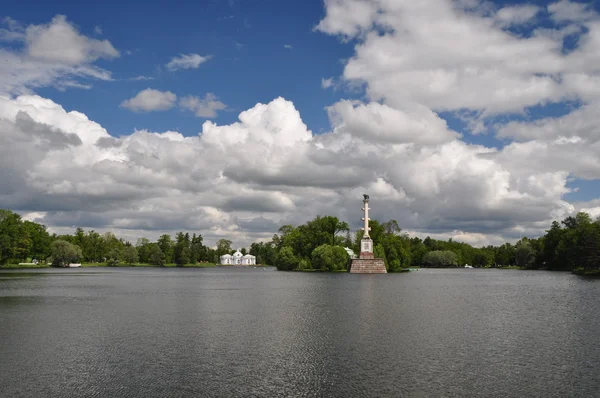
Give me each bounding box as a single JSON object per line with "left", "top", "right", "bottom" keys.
{"left": 1, "top": 263, "right": 50, "bottom": 269}
{"left": 572, "top": 268, "right": 600, "bottom": 276}
{"left": 1, "top": 262, "right": 218, "bottom": 269}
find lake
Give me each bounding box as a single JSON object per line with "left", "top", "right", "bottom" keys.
{"left": 1, "top": 267, "right": 599, "bottom": 397}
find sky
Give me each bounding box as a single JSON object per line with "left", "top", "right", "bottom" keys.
{"left": 2, "top": 0, "right": 600, "bottom": 248}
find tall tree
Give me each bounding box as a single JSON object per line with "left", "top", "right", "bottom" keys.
{"left": 216, "top": 239, "right": 232, "bottom": 256}
{"left": 122, "top": 245, "right": 139, "bottom": 265}
{"left": 157, "top": 234, "right": 173, "bottom": 263}
{"left": 148, "top": 244, "right": 165, "bottom": 267}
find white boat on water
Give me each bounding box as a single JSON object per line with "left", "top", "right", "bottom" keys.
{"left": 67, "top": 263, "right": 81, "bottom": 268}
{"left": 464, "top": 264, "right": 473, "bottom": 268}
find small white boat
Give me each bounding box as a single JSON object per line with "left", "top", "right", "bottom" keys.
{"left": 67, "top": 263, "right": 82, "bottom": 268}
{"left": 464, "top": 265, "right": 473, "bottom": 269}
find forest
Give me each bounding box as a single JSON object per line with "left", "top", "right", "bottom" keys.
{"left": 1, "top": 208, "right": 600, "bottom": 273}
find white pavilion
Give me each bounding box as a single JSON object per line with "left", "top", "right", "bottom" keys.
{"left": 219, "top": 250, "right": 256, "bottom": 265}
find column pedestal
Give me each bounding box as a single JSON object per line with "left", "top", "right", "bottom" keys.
{"left": 349, "top": 237, "right": 387, "bottom": 273}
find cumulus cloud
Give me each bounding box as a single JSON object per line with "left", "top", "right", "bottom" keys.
{"left": 0, "top": 93, "right": 583, "bottom": 247}
{"left": 25, "top": 15, "right": 118, "bottom": 64}
{"left": 166, "top": 53, "right": 211, "bottom": 71}
{"left": 120, "top": 89, "right": 177, "bottom": 112}
{"left": 548, "top": 0, "right": 596, "bottom": 22}
{"left": 494, "top": 5, "right": 541, "bottom": 27}
{"left": 179, "top": 93, "right": 227, "bottom": 118}
{"left": 0, "top": 15, "right": 118, "bottom": 94}
{"left": 316, "top": 0, "right": 600, "bottom": 120}
{"left": 327, "top": 100, "right": 458, "bottom": 145}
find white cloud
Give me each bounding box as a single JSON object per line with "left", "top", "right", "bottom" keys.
{"left": 548, "top": 0, "right": 595, "bottom": 22}
{"left": 326, "top": 100, "right": 458, "bottom": 145}
{"left": 494, "top": 5, "right": 541, "bottom": 27}
{"left": 321, "top": 77, "right": 334, "bottom": 89}
{"left": 129, "top": 75, "right": 154, "bottom": 81}
{"left": 26, "top": 15, "right": 118, "bottom": 65}
{"left": 0, "top": 94, "right": 584, "bottom": 247}
{"left": 316, "top": 0, "right": 600, "bottom": 119}
{"left": 0, "top": 15, "right": 118, "bottom": 94}
{"left": 120, "top": 89, "right": 177, "bottom": 112}
{"left": 179, "top": 93, "right": 226, "bottom": 118}
{"left": 315, "top": 0, "right": 379, "bottom": 39}
{"left": 166, "top": 53, "right": 211, "bottom": 71}
{"left": 497, "top": 102, "right": 600, "bottom": 142}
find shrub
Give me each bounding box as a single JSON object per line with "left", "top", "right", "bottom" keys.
{"left": 297, "top": 259, "right": 312, "bottom": 270}
{"left": 422, "top": 250, "right": 459, "bottom": 267}
{"left": 275, "top": 247, "right": 298, "bottom": 271}
{"left": 50, "top": 240, "right": 82, "bottom": 267}
{"left": 311, "top": 244, "right": 349, "bottom": 271}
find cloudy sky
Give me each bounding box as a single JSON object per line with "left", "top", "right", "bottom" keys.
{"left": 2, "top": 0, "right": 600, "bottom": 248}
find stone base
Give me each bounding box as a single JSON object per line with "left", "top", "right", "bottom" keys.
{"left": 349, "top": 258, "right": 387, "bottom": 274}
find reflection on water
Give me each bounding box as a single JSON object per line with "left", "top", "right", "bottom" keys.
{"left": 0, "top": 267, "right": 599, "bottom": 397}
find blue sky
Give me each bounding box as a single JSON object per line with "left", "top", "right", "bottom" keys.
{"left": 3, "top": 0, "right": 600, "bottom": 246}
{"left": 5, "top": 0, "right": 599, "bottom": 142}
{"left": 16, "top": 0, "right": 353, "bottom": 136}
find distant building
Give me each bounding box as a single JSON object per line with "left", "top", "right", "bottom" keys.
{"left": 220, "top": 254, "right": 233, "bottom": 265}
{"left": 242, "top": 254, "right": 256, "bottom": 265}
{"left": 220, "top": 250, "right": 256, "bottom": 265}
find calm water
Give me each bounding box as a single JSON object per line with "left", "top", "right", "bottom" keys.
{"left": 1, "top": 267, "right": 599, "bottom": 397}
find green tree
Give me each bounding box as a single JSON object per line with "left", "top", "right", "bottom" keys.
{"left": 472, "top": 250, "right": 492, "bottom": 267}
{"left": 122, "top": 245, "right": 139, "bottom": 265}
{"left": 275, "top": 246, "right": 298, "bottom": 271}
{"left": 311, "top": 244, "right": 349, "bottom": 271}
{"left": 297, "top": 258, "right": 312, "bottom": 270}
{"left": 515, "top": 241, "right": 535, "bottom": 268}
{"left": 106, "top": 249, "right": 121, "bottom": 267}
{"left": 84, "top": 230, "right": 104, "bottom": 262}
{"left": 216, "top": 239, "right": 232, "bottom": 256}
{"left": 422, "top": 250, "right": 458, "bottom": 267}
{"left": 191, "top": 233, "right": 204, "bottom": 262}
{"left": 50, "top": 240, "right": 82, "bottom": 267}
{"left": 494, "top": 243, "right": 515, "bottom": 266}
{"left": 136, "top": 238, "right": 151, "bottom": 263}
{"left": 157, "top": 234, "right": 173, "bottom": 263}
{"left": 174, "top": 232, "right": 191, "bottom": 266}
{"left": 148, "top": 244, "right": 165, "bottom": 267}
{"left": 23, "top": 221, "right": 51, "bottom": 262}
{"left": 102, "top": 232, "right": 123, "bottom": 261}
{"left": 0, "top": 209, "right": 24, "bottom": 264}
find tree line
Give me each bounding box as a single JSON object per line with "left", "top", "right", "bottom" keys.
{"left": 248, "top": 213, "right": 600, "bottom": 272}
{"left": 0, "top": 209, "right": 243, "bottom": 267}
{"left": 2, "top": 208, "right": 600, "bottom": 272}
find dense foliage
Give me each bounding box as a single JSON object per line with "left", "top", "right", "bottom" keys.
{"left": 422, "top": 250, "right": 458, "bottom": 267}
{"left": 257, "top": 212, "right": 600, "bottom": 272}
{"left": 0, "top": 209, "right": 218, "bottom": 267}
{"left": 50, "top": 240, "right": 82, "bottom": 267}
{"left": 2, "top": 208, "right": 600, "bottom": 273}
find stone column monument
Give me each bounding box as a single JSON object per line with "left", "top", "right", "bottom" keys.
{"left": 349, "top": 194, "right": 387, "bottom": 274}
